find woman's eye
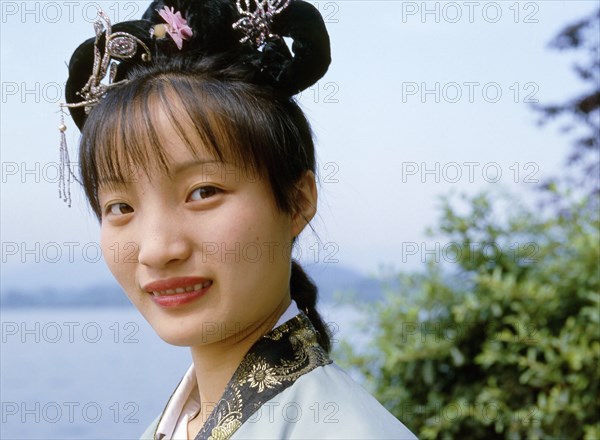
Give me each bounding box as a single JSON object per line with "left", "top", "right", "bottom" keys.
{"left": 106, "top": 203, "right": 134, "bottom": 216}
{"left": 188, "top": 186, "right": 220, "bottom": 201}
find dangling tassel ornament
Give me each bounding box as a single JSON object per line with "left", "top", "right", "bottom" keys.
{"left": 58, "top": 106, "right": 80, "bottom": 207}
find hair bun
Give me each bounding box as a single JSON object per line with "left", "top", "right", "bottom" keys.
{"left": 266, "top": 0, "right": 331, "bottom": 94}
{"left": 64, "top": 0, "right": 331, "bottom": 129}
{"left": 139, "top": 0, "right": 331, "bottom": 94}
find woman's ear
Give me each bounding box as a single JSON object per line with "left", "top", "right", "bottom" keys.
{"left": 291, "top": 170, "right": 318, "bottom": 237}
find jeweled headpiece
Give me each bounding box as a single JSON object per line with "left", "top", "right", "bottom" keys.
{"left": 59, "top": 0, "right": 331, "bottom": 206}
{"left": 61, "top": 10, "right": 152, "bottom": 114}
{"left": 232, "top": 0, "right": 290, "bottom": 47}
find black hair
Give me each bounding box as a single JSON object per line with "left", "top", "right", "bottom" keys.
{"left": 78, "top": 54, "right": 332, "bottom": 352}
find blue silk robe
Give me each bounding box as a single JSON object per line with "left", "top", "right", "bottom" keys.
{"left": 139, "top": 313, "right": 417, "bottom": 440}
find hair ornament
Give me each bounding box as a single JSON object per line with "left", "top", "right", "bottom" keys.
{"left": 152, "top": 6, "right": 193, "bottom": 49}
{"left": 232, "top": 0, "right": 290, "bottom": 48}
{"left": 58, "top": 108, "right": 82, "bottom": 207}
{"left": 61, "top": 10, "right": 152, "bottom": 114}
{"left": 59, "top": 8, "right": 153, "bottom": 207}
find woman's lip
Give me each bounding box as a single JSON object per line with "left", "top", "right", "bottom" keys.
{"left": 142, "top": 276, "right": 211, "bottom": 293}
{"left": 149, "top": 283, "right": 212, "bottom": 308}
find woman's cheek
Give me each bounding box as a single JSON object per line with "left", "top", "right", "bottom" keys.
{"left": 100, "top": 230, "right": 136, "bottom": 296}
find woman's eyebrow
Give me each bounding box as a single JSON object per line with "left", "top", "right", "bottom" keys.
{"left": 98, "top": 177, "right": 131, "bottom": 190}
{"left": 167, "top": 159, "right": 224, "bottom": 178}
{"left": 97, "top": 160, "right": 226, "bottom": 188}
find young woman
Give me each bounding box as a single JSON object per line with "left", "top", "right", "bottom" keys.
{"left": 60, "top": 1, "right": 417, "bottom": 438}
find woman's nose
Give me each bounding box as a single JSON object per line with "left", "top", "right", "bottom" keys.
{"left": 136, "top": 212, "right": 192, "bottom": 269}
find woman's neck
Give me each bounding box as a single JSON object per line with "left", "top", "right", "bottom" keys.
{"left": 188, "top": 295, "right": 291, "bottom": 430}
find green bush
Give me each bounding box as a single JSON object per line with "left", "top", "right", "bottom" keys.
{"left": 341, "top": 189, "right": 599, "bottom": 439}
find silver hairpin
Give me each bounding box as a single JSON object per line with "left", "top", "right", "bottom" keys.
{"left": 232, "top": 0, "right": 291, "bottom": 48}
{"left": 60, "top": 9, "right": 152, "bottom": 114}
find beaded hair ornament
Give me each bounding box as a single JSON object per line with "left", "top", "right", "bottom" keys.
{"left": 58, "top": 10, "right": 153, "bottom": 205}
{"left": 59, "top": 0, "right": 331, "bottom": 207}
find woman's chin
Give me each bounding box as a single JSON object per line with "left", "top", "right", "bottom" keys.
{"left": 160, "top": 336, "right": 195, "bottom": 347}
{"left": 152, "top": 323, "right": 224, "bottom": 347}
{"left": 155, "top": 329, "right": 202, "bottom": 347}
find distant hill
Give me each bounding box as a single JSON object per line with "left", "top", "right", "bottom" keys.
{"left": 304, "top": 263, "right": 387, "bottom": 304}
{"left": 1, "top": 263, "right": 388, "bottom": 308}
{"left": 1, "top": 284, "right": 132, "bottom": 308}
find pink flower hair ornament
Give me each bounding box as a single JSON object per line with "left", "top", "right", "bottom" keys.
{"left": 151, "top": 6, "right": 193, "bottom": 50}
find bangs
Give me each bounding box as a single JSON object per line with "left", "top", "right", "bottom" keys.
{"left": 79, "top": 68, "right": 312, "bottom": 219}
{"left": 80, "top": 74, "right": 263, "bottom": 200}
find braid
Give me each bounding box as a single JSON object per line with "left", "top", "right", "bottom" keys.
{"left": 290, "top": 260, "right": 331, "bottom": 353}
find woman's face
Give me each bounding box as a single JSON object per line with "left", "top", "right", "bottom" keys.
{"left": 98, "top": 108, "right": 312, "bottom": 347}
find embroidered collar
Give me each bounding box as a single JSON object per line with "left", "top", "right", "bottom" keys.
{"left": 154, "top": 312, "right": 331, "bottom": 440}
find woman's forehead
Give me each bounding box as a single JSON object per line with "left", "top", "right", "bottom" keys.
{"left": 150, "top": 108, "right": 216, "bottom": 163}
{"left": 114, "top": 96, "right": 220, "bottom": 162}
{"left": 147, "top": 96, "right": 203, "bottom": 147}
{"left": 91, "top": 82, "right": 264, "bottom": 192}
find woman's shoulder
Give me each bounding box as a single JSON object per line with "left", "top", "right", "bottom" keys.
{"left": 232, "top": 362, "right": 418, "bottom": 439}
{"left": 138, "top": 362, "right": 418, "bottom": 440}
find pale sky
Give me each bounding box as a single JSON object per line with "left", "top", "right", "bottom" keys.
{"left": 1, "top": 1, "right": 598, "bottom": 290}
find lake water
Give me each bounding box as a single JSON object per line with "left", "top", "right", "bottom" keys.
{"left": 1, "top": 303, "right": 367, "bottom": 439}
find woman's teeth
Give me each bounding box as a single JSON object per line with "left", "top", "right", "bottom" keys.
{"left": 152, "top": 281, "right": 212, "bottom": 296}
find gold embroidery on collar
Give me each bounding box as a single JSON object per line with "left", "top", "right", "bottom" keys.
{"left": 245, "top": 359, "right": 282, "bottom": 392}
{"left": 195, "top": 312, "right": 331, "bottom": 440}
{"left": 207, "top": 419, "right": 242, "bottom": 440}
